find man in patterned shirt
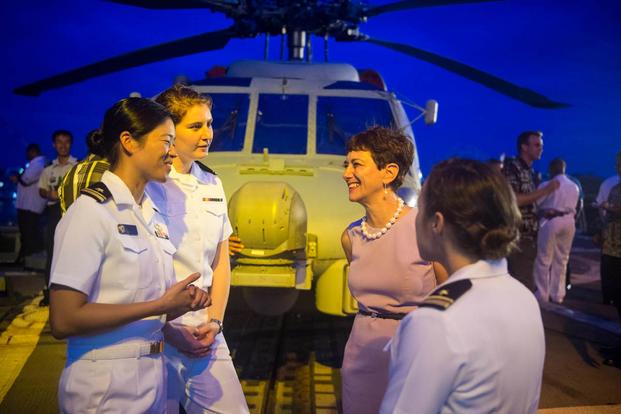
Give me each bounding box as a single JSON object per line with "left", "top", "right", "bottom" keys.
{"left": 503, "top": 131, "right": 559, "bottom": 291}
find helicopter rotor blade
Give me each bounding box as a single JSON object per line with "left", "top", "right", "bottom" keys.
{"left": 366, "top": 0, "right": 500, "bottom": 18}
{"left": 14, "top": 27, "right": 236, "bottom": 96}
{"left": 362, "top": 36, "right": 568, "bottom": 108}
{"left": 105, "top": 0, "right": 219, "bottom": 9}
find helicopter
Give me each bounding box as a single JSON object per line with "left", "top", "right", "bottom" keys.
{"left": 14, "top": 0, "right": 566, "bottom": 316}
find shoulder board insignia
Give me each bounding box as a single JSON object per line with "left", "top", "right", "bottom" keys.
{"left": 419, "top": 279, "right": 473, "bottom": 311}
{"left": 195, "top": 161, "right": 216, "bottom": 175}
{"left": 80, "top": 182, "right": 112, "bottom": 203}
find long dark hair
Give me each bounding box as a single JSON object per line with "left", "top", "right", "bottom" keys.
{"left": 91, "top": 97, "right": 171, "bottom": 168}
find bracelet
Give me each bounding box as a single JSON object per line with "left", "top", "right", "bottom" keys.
{"left": 209, "top": 318, "right": 223, "bottom": 334}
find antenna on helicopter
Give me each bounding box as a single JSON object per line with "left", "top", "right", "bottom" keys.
{"left": 280, "top": 27, "right": 286, "bottom": 61}
{"left": 324, "top": 34, "right": 329, "bottom": 62}
{"left": 306, "top": 36, "right": 312, "bottom": 63}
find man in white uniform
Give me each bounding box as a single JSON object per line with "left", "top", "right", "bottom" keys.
{"left": 38, "top": 130, "right": 77, "bottom": 305}
{"left": 596, "top": 151, "right": 621, "bottom": 213}
{"left": 10, "top": 143, "right": 47, "bottom": 263}
{"left": 533, "top": 158, "right": 580, "bottom": 303}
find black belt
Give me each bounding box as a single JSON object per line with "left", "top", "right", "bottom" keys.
{"left": 358, "top": 309, "right": 407, "bottom": 320}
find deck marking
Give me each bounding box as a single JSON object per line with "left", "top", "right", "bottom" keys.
{"left": 0, "top": 295, "right": 48, "bottom": 403}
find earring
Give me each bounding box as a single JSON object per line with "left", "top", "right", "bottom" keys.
{"left": 383, "top": 182, "right": 388, "bottom": 197}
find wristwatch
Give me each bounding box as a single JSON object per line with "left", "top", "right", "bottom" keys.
{"left": 209, "top": 318, "right": 223, "bottom": 334}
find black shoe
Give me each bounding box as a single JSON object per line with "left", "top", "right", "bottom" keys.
{"left": 602, "top": 357, "right": 621, "bottom": 368}
{"left": 39, "top": 289, "right": 50, "bottom": 307}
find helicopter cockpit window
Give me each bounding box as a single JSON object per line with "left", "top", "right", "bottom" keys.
{"left": 253, "top": 94, "right": 308, "bottom": 154}
{"left": 316, "top": 97, "right": 395, "bottom": 155}
{"left": 208, "top": 93, "right": 249, "bottom": 152}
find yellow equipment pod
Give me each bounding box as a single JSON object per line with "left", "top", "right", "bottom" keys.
{"left": 229, "top": 181, "right": 313, "bottom": 289}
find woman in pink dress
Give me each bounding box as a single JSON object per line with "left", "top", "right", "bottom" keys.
{"left": 340, "top": 126, "right": 447, "bottom": 414}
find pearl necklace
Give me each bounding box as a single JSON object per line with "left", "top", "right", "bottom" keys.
{"left": 361, "top": 197, "right": 405, "bottom": 240}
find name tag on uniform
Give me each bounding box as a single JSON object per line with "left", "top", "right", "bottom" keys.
{"left": 203, "top": 197, "right": 223, "bottom": 202}
{"left": 118, "top": 224, "right": 138, "bottom": 236}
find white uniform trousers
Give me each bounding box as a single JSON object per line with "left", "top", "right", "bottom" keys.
{"left": 534, "top": 215, "right": 576, "bottom": 303}
{"left": 165, "top": 333, "right": 249, "bottom": 414}
{"left": 59, "top": 354, "right": 166, "bottom": 414}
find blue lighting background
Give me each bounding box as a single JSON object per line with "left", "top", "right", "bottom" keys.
{"left": 1, "top": 0, "right": 619, "bottom": 178}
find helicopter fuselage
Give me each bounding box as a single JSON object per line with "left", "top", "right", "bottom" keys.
{"left": 191, "top": 59, "right": 422, "bottom": 316}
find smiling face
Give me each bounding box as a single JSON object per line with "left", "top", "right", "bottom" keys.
{"left": 133, "top": 118, "right": 176, "bottom": 183}
{"left": 173, "top": 103, "right": 213, "bottom": 164}
{"left": 53, "top": 134, "right": 72, "bottom": 158}
{"left": 343, "top": 150, "right": 386, "bottom": 204}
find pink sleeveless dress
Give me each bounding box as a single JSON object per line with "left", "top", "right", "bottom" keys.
{"left": 341, "top": 208, "right": 435, "bottom": 414}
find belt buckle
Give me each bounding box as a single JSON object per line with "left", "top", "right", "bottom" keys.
{"left": 149, "top": 341, "right": 164, "bottom": 355}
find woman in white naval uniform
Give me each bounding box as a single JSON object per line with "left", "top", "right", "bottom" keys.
{"left": 380, "top": 158, "right": 546, "bottom": 414}
{"left": 146, "top": 85, "right": 249, "bottom": 414}
{"left": 49, "top": 97, "right": 211, "bottom": 414}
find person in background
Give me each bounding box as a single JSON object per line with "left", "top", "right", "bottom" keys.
{"left": 147, "top": 84, "right": 249, "bottom": 414}
{"left": 49, "top": 97, "right": 210, "bottom": 413}
{"left": 502, "top": 130, "right": 559, "bottom": 291}
{"left": 59, "top": 129, "right": 111, "bottom": 214}
{"left": 595, "top": 151, "right": 621, "bottom": 367}
{"left": 38, "top": 130, "right": 76, "bottom": 305}
{"left": 533, "top": 158, "right": 580, "bottom": 304}
{"left": 380, "top": 158, "right": 545, "bottom": 413}
{"left": 340, "top": 126, "right": 447, "bottom": 414}
{"left": 10, "top": 143, "right": 46, "bottom": 263}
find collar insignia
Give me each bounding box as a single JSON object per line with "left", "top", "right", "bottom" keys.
{"left": 154, "top": 223, "right": 169, "bottom": 240}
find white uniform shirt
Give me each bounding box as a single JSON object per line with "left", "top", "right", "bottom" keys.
{"left": 380, "top": 259, "right": 545, "bottom": 414}
{"left": 146, "top": 163, "right": 232, "bottom": 327}
{"left": 536, "top": 174, "right": 580, "bottom": 220}
{"left": 16, "top": 155, "right": 47, "bottom": 213}
{"left": 51, "top": 171, "right": 176, "bottom": 349}
{"left": 38, "top": 156, "right": 77, "bottom": 205}
{"left": 596, "top": 175, "right": 621, "bottom": 205}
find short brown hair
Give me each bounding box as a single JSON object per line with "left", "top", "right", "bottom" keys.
{"left": 421, "top": 158, "right": 521, "bottom": 260}
{"left": 517, "top": 130, "right": 542, "bottom": 155}
{"left": 155, "top": 84, "right": 212, "bottom": 124}
{"left": 346, "top": 126, "right": 414, "bottom": 190}
{"left": 548, "top": 158, "right": 566, "bottom": 177}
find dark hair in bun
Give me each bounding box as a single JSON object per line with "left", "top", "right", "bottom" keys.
{"left": 421, "top": 158, "right": 521, "bottom": 260}
{"left": 86, "top": 129, "right": 105, "bottom": 157}
{"left": 97, "top": 97, "right": 171, "bottom": 168}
